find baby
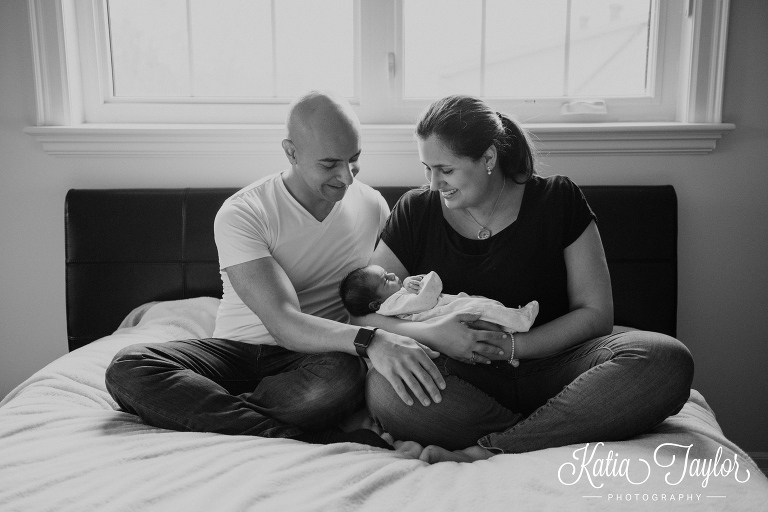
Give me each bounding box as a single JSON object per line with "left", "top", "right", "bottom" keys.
{"left": 339, "top": 264, "right": 539, "bottom": 338}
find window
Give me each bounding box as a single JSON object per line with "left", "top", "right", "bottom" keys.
{"left": 403, "top": 1, "right": 655, "bottom": 99}
{"left": 25, "top": 0, "right": 734, "bottom": 156}
{"left": 106, "top": 0, "right": 355, "bottom": 99}
{"left": 398, "top": 0, "right": 667, "bottom": 123}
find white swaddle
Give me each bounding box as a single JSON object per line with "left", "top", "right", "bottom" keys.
{"left": 377, "top": 271, "right": 538, "bottom": 333}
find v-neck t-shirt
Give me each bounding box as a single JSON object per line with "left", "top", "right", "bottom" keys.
{"left": 379, "top": 175, "right": 596, "bottom": 328}
{"left": 213, "top": 172, "right": 390, "bottom": 344}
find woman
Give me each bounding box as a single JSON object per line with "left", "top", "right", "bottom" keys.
{"left": 358, "top": 95, "right": 694, "bottom": 463}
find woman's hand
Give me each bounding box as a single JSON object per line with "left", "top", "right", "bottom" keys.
{"left": 425, "top": 312, "right": 511, "bottom": 365}
{"left": 403, "top": 275, "right": 424, "bottom": 294}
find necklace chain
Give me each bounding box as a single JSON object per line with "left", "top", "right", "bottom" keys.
{"left": 463, "top": 177, "right": 506, "bottom": 240}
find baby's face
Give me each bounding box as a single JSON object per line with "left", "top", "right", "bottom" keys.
{"left": 365, "top": 265, "right": 403, "bottom": 300}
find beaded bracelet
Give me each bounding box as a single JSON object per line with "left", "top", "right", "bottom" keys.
{"left": 508, "top": 332, "right": 519, "bottom": 367}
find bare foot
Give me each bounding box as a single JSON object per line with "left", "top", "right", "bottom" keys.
{"left": 337, "top": 406, "right": 378, "bottom": 433}
{"left": 419, "top": 445, "right": 494, "bottom": 464}
{"left": 393, "top": 440, "right": 424, "bottom": 459}
{"left": 337, "top": 408, "right": 395, "bottom": 447}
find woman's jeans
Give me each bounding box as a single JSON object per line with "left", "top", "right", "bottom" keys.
{"left": 105, "top": 338, "right": 367, "bottom": 438}
{"left": 366, "top": 329, "right": 694, "bottom": 453}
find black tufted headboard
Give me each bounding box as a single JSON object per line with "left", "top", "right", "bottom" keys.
{"left": 65, "top": 185, "right": 677, "bottom": 351}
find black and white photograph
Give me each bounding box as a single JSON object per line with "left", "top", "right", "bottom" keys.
{"left": 1, "top": 1, "right": 767, "bottom": 510}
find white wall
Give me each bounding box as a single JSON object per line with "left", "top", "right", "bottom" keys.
{"left": 1, "top": 0, "right": 766, "bottom": 452}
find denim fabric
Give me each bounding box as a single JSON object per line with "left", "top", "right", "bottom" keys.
{"left": 105, "top": 338, "right": 367, "bottom": 438}
{"left": 366, "top": 329, "right": 694, "bottom": 453}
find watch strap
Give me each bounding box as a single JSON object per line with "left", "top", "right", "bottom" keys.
{"left": 353, "top": 327, "right": 378, "bottom": 358}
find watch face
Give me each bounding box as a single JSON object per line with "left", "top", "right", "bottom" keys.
{"left": 354, "top": 328, "right": 376, "bottom": 358}
{"left": 355, "top": 328, "right": 374, "bottom": 347}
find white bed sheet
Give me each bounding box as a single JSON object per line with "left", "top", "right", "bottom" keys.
{"left": 1, "top": 298, "right": 767, "bottom": 512}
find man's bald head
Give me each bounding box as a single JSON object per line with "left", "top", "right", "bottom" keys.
{"left": 280, "top": 91, "right": 363, "bottom": 214}
{"left": 286, "top": 90, "right": 360, "bottom": 148}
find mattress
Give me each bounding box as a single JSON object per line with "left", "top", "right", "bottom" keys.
{"left": 2, "top": 298, "right": 767, "bottom": 511}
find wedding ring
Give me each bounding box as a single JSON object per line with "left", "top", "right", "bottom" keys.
{"left": 470, "top": 352, "right": 475, "bottom": 364}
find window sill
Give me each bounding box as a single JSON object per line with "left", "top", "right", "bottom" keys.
{"left": 24, "top": 122, "right": 735, "bottom": 158}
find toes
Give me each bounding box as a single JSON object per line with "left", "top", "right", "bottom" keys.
{"left": 394, "top": 440, "right": 424, "bottom": 458}
{"left": 418, "top": 445, "right": 445, "bottom": 463}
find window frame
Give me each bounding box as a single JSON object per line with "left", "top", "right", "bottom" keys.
{"left": 25, "top": 0, "right": 734, "bottom": 157}
{"left": 383, "top": 0, "right": 681, "bottom": 125}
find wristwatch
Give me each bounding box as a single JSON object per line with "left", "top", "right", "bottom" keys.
{"left": 353, "top": 327, "right": 378, "bottom": 358}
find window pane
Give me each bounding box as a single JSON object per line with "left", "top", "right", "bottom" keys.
{"left": 567, "top": 0, "right": 652, "bottom": 97}
{"left": 485, "top": 0, "right": 566, "bottom": 97}
{"left": 108, "top": 0, "right": 191, "bottom": 97}
{"left": 108, "top": 0, "right": 354, "bottom": 99}
{"left": 403, "top": 0, "right": 653, "bottom": 100}
{"left": 189, "top": 0, "right": 273, "bottom": 97}
{"left": 403, "top": 0, "right": 482, "bottom": 98}
{"left": 273, "top": 0, "right": 354, "bottom": 98}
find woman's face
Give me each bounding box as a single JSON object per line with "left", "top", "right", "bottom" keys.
{"left": 417, "top": 135, "right": 491, "bottom": 210}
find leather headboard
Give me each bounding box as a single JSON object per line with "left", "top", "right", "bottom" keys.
{"left": 65, "top": 185, "right": 676, "bottom": 351}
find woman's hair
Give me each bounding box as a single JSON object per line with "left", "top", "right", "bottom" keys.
{"left": 339, "top": 267, "right": 379, "bottom": 317}
{"left": 415, "top": 94, "right": 536, "bottom": 184}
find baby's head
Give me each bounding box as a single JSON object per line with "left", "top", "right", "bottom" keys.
{"left": 339, "top": 265, "right": 403, "bottom": 316}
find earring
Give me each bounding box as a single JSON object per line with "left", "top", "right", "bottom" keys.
{"left": 487, "top": 166, "right": 492, "bottom": 175}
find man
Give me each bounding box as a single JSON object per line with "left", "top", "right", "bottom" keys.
{"left": 105, "top": 91, "right": 445, "bottom": 448}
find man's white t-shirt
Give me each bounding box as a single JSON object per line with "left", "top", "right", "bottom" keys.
{"left": 212, "top": 172, "right": 390, "bottom": 344}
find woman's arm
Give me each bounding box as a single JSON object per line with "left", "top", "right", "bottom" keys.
{"left": 361, "top": 242, "right": 511, "bottom": 364}
{"left": 505, "top": 221, "right": 614, "bottom": 360}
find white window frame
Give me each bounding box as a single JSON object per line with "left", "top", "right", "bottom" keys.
{"left": 76, "top": 0, "right": 364, "bottom": 124}
{"left": 24, "top": 0, "right": 734, "bottom": 157}
{"left": 381, "top": 0, "right": 679, "bottom": 125}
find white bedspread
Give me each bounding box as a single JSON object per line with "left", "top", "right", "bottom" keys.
{"left": 1, "top": 298, "right": 766, "bottom": 511}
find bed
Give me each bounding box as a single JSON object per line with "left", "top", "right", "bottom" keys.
{"left": 1, "top": 185, "right": 767, "bottom": 511}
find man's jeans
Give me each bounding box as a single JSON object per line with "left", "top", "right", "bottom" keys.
{"left": 105, "top": 338, "right": 367, "bottom": 438}
{"left": 366, "top": 329, "right": 694, "bottom": 453}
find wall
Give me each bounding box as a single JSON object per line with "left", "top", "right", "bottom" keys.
{"left": 1, "top": 0, "right": 766, "bottom": 452}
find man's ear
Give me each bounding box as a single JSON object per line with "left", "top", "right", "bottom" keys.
{"left": 368, "top": 301, "right": 381, "bottom": 312}
{"left": 282, "top": 139, "right": 297, "bottom": 164}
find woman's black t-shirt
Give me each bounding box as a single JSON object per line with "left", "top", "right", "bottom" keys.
{"left": 379, "top": 175, "right": 596, "bottom": 328}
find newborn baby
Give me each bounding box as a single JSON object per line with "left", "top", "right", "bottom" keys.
{"left": 339, "top": 265, "right": 538, "bottom": 334}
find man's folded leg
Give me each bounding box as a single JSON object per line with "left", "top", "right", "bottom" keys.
{"left": 245, "top": 347, "right": 393, "bottom": 449}
{"left": 105, "top": 338, "right": 302, "bottom": 438}
{"left": 106, "top": 339, "right": 391, "bottom": 448}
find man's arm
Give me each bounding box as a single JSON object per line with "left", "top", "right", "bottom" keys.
{"left": 364, "top": 241, "right": 511, "bottom": 364}
{"left": 226, "top": 257, "right": 446, "bottom": 406}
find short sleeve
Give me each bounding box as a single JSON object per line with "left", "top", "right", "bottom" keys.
{"left": 560, "top": 177, "right": 597, "bottom": 248}
{"left": 379, "top": 190, "right": 420, "bottom": 272}
{"left": 214, "top": 199, "right": 272, "bottom": 270}
{"left": 377, "top": 192, "right": 390, "bottom": 234}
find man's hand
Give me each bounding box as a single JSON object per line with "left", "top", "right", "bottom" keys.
{"left": 366, "top": 330, "right": 445, "bottom": 407}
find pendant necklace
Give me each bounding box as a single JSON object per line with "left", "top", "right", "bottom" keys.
{"left": 463, "top": 177, "right": 506, "bottom": 240}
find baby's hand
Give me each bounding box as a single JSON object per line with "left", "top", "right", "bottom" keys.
{"left": 403, "top": 275, "right": 424, "bottom": 294}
